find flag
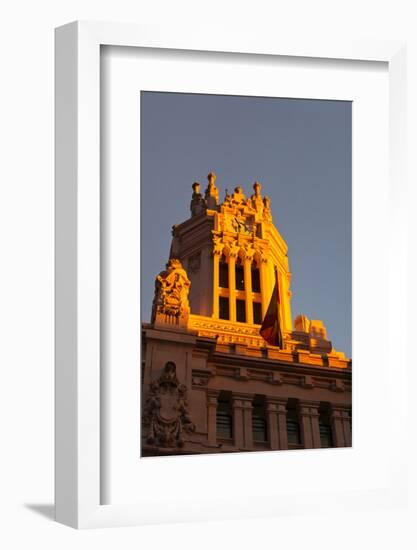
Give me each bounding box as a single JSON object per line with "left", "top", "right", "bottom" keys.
{"left": 260, "top": 269, "right": 283, "bottom": 348}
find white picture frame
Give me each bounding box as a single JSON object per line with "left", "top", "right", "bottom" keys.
{"left": 55, "top": 21, "right": 407, "bottom": 529}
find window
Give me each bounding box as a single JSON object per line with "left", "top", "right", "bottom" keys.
{"left": 319, "top": 403, "right": 334, "bottom": 448}
{"left": 253, "top": 302, "right": 262, "bottom": 325}
{"left": 236, "top": 299, "right": 246, "bottom": 322}
{"left": 219, "top": 254, "right": 228, "bottom": 288}
{"left": 252, "top": 405, "right": 267, "bottom": 443}
{"left": 235, "top": 257, "right": 245, "bottom": 290}
{"left": 216, "top": 396, "right": 233, "bottom": 439}
{"left": 319, "top": 423, "right": 333, "bottom": 448}
{"left": 251, "top": 264, "right": 261, "bottom": 293}
{"left": 219, "top": 297, "right": 229, "bottom": 320}
{"left": 286, "top": 400, "right": 301, "bottom": 446}
{"left": 252, "top": 396, "right": 267, "bottom": 443}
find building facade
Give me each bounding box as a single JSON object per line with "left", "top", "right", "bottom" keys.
{"left": 141, "top": 173, "right": 352, "bottom": 456}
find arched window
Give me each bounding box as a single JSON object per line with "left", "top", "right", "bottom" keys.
{"left": 235, "top": 256, "right": 245, "bottom": 290}
{"left": 251, "top": 261, "right": 261, "bottom": 293}
{"left": 219, "top": 254, "right": 228, "bottom": 288}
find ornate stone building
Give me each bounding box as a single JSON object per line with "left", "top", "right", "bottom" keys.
{"left": 141, "top": 172, "right": 352, "bottom": 456}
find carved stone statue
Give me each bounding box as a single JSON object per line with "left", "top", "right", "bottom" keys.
{"left": 143, "top": 362, "right": 195, "bottom": 448}
{"left": 231, "top": 185, "right": 246, "bottom": 205}
{"left": 251, "top": 181, "right": 264, "bottom": 214}
{"left": 223, "top": 188, "right": 232, "bottom": 206}
{"left": 205, "top": 172, "right": 219, "bottom": 209}
{"left": 151, "top": 258, "right": 191, "bottom": 327}
{"left": 263, "top": 195, "right": 273, "bottom": 221}
{"left": 190, "top": 181, "right": 206, "bottom": 216}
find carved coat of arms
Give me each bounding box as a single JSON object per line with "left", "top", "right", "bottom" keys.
{"left": 143, "top": 362, "right": 195, "bottom": 448}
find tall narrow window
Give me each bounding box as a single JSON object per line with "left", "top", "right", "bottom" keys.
{"left": 219, "top": 254, "right": 228, "bottom": 288}
{"left": 236, "top": 299, "right": 246, "bottom": 322}
{"left": 253, "top": 301, "right": 262, "bottom": 325}
{"left": 252, "top": 407, "right": 268, "bottom": 443}
{"left": 219, "top": 296, "right": 229, "bottom": 320}
{"left": 251, "top": 263, "right": 261, "bottom": 293}
{"left": 216, "top": 393, "right": 233, "bottom": 440}
{"left": 319, "top": 422, "right": 333, "bottom": 448}
{"left": 286, "top": 399, "right": 301, "bottom": 446}
{"left": 235, "top": 257, "right": 245, "bottom": 290}
{"left": 319, "top": 403, "right": 334, "bottom": 448}
{"left": 252, "top": 399, "right": 267, "bottom": 443}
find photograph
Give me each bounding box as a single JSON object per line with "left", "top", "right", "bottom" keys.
{"left": 140, "top": 91, "right": 352, "bottom": 457}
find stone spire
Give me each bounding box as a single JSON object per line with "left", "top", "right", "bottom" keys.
{"left": 204, "top": 172, "right": 219, "bottom": 210}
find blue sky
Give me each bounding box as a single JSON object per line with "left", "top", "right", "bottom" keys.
{"left": 141, "top": 92, "right": 352, "bottom": 357}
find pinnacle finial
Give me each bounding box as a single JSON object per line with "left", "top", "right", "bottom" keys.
{"left": 205, "top": 171, "right": 219, "bottom": 207}
{"left": 207, "top": 172, "right": 216, "bottom": 186}
{"left": 253, "top": 181, "right": 262, "bottom": 195}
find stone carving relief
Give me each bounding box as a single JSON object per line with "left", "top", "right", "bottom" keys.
{"left": 143, "top": 362, "right": 195, "bottom": 448}
{"left": 151, "top": 258, "right": 190, "bottom": 326}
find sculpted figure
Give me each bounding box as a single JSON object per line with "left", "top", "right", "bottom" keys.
{"left": 263, "top": 195, "right": 273, "bottom": 221}
{"left": 143, "top": 362, "right": 195, "bottom": 448}
{"left": 190, "top": 181, "right": 206, "bottom": 216}
{"left": 151, "top": 258, "right": 191, "bottom": 324}
{"left": 251, "top": 181, "right": 264, "bottom": 214}
{"left": 231, "top": 185, "right": 246, "bottom": 205}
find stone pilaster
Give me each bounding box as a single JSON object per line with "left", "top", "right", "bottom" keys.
{"left": 242, "top": 398, "right": 253, "bottom": 449}
{"left": 259, "top": 257, "right": 269, "bottom": 318}
{"left": 228, "top": 250, "right": 238, "bottom": 322}
{"left": 266, "top": 397, "right": 288, "bottom": 450}
{"left": 330, "top": 405, "right": 352, "bottom": 447}
{"left": 206, "top": 390, "right": 219, "bottom": 446}
{"left": 244, "top": 257, "right": 254, "bottom": 324}
{"left": 232, "top": 393, "right": 253, "bottom": 449}
{"left": 298, "top": 400, "right": 321, "bottom": 449}
{"left": 212, "top": 249, "right": 221, "bottom": 318}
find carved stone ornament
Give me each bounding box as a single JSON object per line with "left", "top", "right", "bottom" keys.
{"left": 143, "top": 362, "right": 195, "bottom": 447}
{"left": 151, "top": 258, "right": 190, "bottom": 327}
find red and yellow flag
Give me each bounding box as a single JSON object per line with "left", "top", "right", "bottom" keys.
{"left": 260, "top": 269, "right": 283, "bottom": 348}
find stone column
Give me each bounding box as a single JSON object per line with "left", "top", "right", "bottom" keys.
{"left": 343, "top": 410, "right": 352, "bottom": 447}
{"left": 298, "top": 400, "right": 321, "bottom": 449}
{"left": 206, "top": 390, "right": 219, "bottom": 446}
{"left": 232, "top": 394, "right": 244, "bottom": 449}
{"left": 212, "top": 250, "right": 221, "bottom": 318}
{"left": 242, "top": 398, "right": 253, "bottom": 449}
{"left": 266, "top": 397, "right": 288, "bottom": 450}
{"left": 281, "top": 272, "right": 293, "bottom": 332}
{"left": 330, "top": 405, "right": 352, "bottom": 447}
{"left": 244, "top": 257, "right": 254, "bottom": 324}
{"left": 259, "top": 257, "right": 269, "bottom": 317}
{"left": 277, "top": 271, "right": 286, "bottom": 331}
{"left": 228, "top": 252, "right": 237, "bottom": 322}
{"left": 232, "top": 393, "right": 253, "bottom": 449}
